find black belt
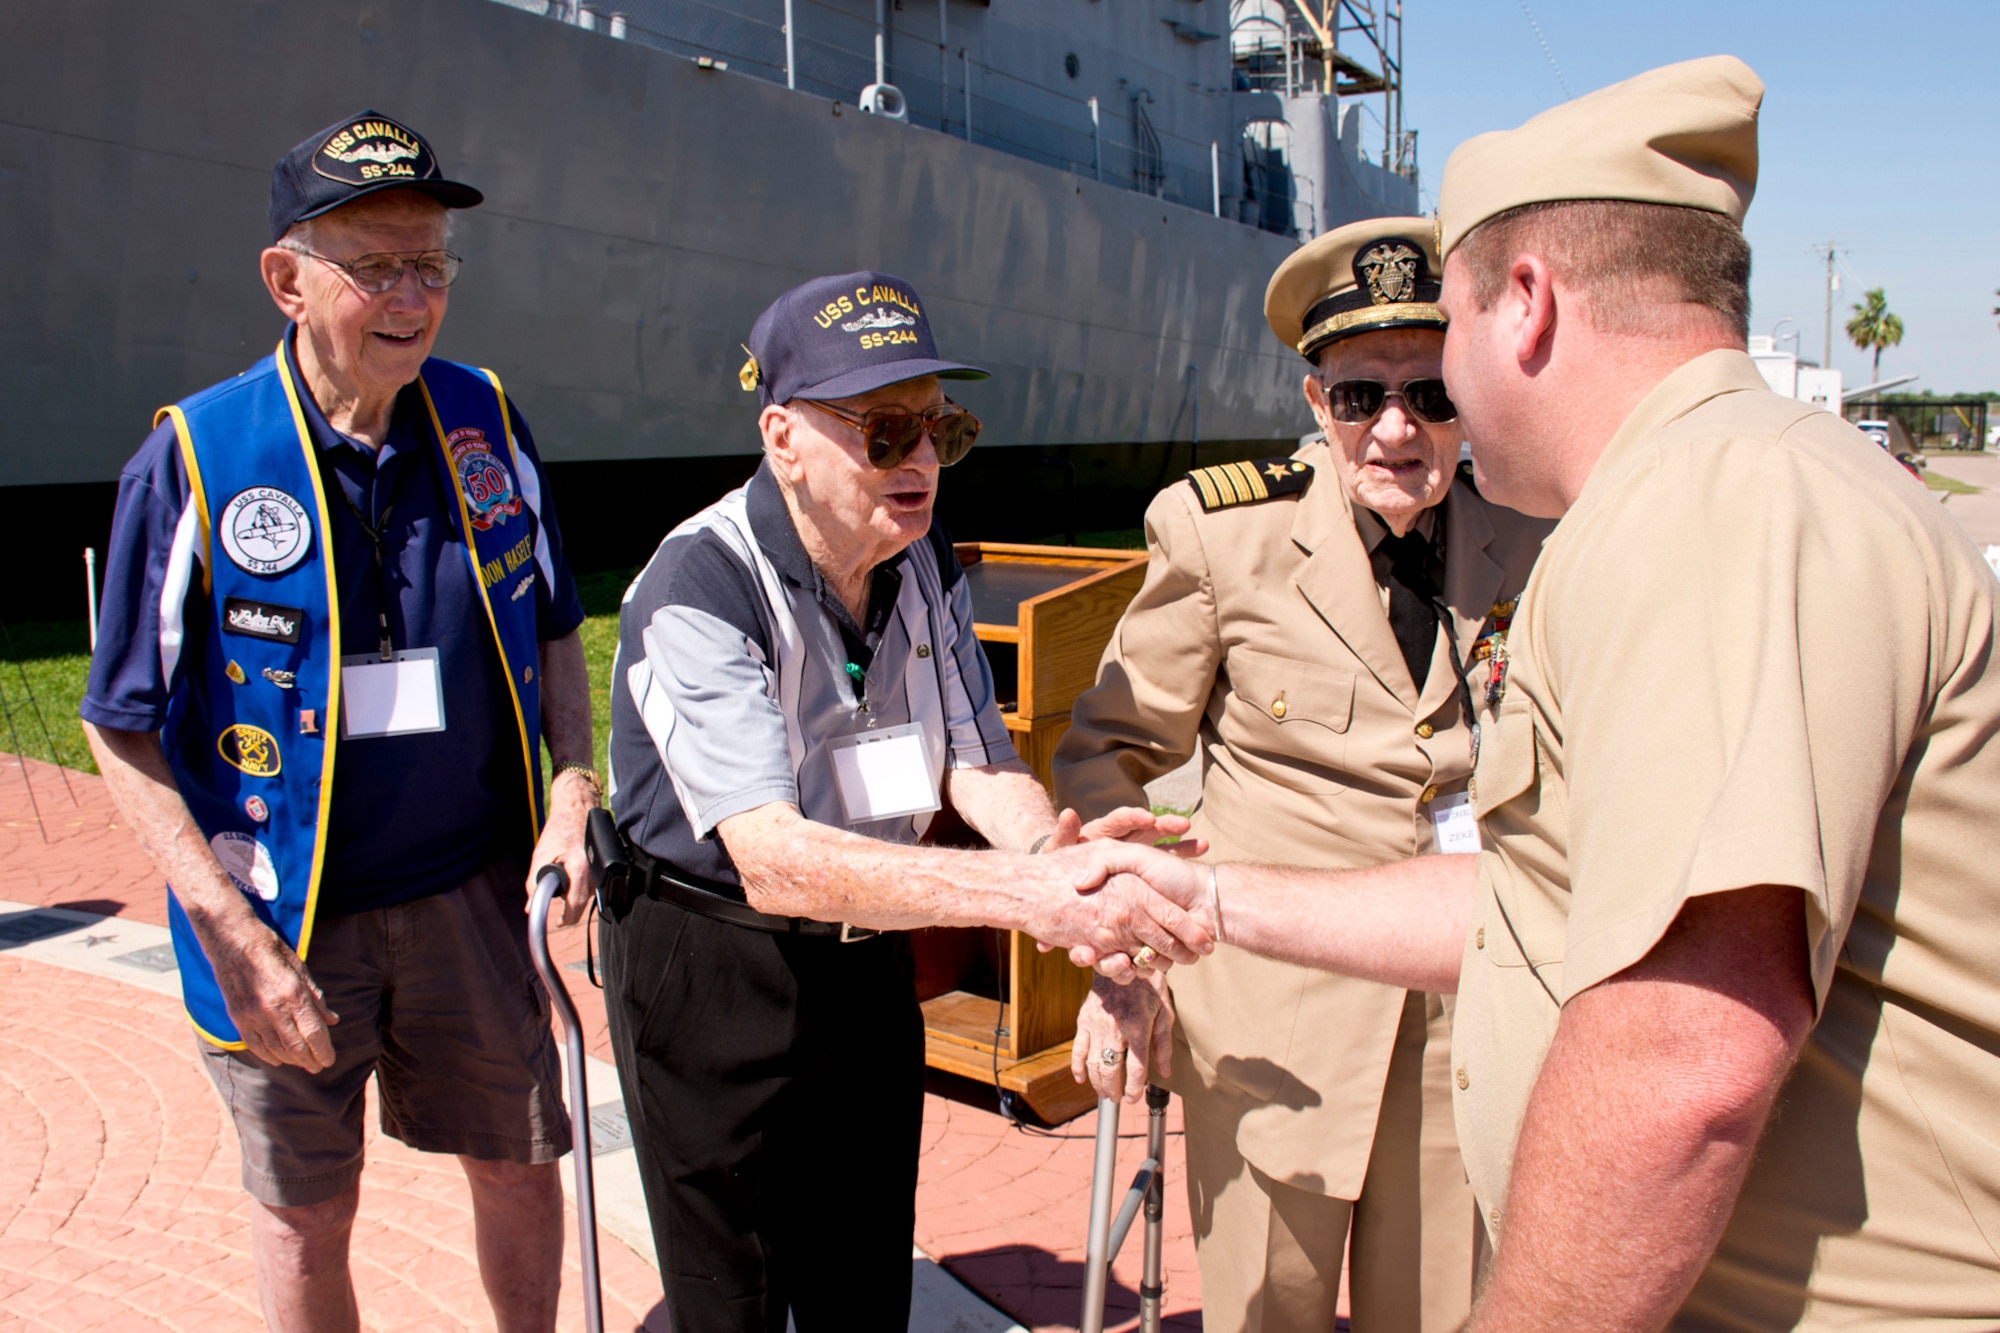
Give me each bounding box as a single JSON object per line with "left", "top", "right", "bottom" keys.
{"left": 629, "top": 848, "right": 880, "bottom": 942}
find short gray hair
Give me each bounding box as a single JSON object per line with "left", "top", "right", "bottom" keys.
{"left": 275, "top": 198, "right": 454, "bottom": 255}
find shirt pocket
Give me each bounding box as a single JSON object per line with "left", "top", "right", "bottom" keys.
{"left": 1220, "top": 647, "right": 1356, "bottom": 794}
{"left": 1225, "top": 647, "right": 1355, "bottom": 733}
{"left": 1470, "top": 706, "right": 1536, "bottom": 817}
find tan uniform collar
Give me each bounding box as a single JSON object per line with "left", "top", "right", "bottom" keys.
{"left": 1579, "top": 348, "right": 1770, "bottom": 506}
{"left": 1288, "top": 437, "right": 1502, "bottom": 711}
{"left": 1351, "top": 501, "right": 1437, "bottom": 558}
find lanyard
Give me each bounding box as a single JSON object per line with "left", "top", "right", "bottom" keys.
{"left": 317, "top": 442, "right": 415, "bottom": 661}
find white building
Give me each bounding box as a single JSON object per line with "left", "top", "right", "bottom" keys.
{"left": 1749, "top": 336, "right": 1842, "bottom": 413}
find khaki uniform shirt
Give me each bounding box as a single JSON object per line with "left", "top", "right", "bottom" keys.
{"left": 1459, "top": 351, "right": 2000, "bottom": 1326}
{"left": 1056, "top": 439, "right": 1551, "bottom": 1195}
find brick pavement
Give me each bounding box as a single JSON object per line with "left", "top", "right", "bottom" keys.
{"left": 0, "top": 954, "right": 671, "bottom": 1332}
{"left": 2, "top": 752, "right": 1229, "bottom": 1329}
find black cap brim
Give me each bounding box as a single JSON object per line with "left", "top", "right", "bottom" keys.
{"left": 294, "top": 177, "right": 485, "bottom": 226}
{"left": 792, "top": 359, "right": 989, "bottom": 403}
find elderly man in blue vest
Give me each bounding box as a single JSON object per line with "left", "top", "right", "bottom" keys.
{"left": 80, "top": 112, "right": 596, "bottom": 1331}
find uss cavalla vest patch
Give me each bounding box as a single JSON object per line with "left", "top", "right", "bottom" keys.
{"left": 153, "top": 344, "right": 547, "bottom": 1047}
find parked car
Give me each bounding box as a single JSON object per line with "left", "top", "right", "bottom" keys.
{"left": 1853, "top": 418, "right": 1923, "bottom": 478}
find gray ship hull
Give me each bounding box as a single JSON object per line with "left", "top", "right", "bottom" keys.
{"left": 1, "top": 0, "right": 1317, "bottom": 491}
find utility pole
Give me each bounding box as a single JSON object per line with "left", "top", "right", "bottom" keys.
{"left": 1815, "top": 240, "right": 1846, "bottom": 369}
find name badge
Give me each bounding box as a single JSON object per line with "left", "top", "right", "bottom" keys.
{"left": 1429, "top": 789, "right": 1480, "bottom": 854}
{"left": 826, "top": 722, "right": 941, "bottom": 825}
{"left": 340, "top": 648, "right": 446, "bottom": 738}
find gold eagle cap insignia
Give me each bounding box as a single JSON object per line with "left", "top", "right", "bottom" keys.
{"left": 738, "top": 345, "right": 761, "bottom": 392}
{"left": 1357, "top": 241, "right": 1422, "bottom": 305}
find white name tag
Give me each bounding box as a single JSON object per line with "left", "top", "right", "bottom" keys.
{"left": 827, "top": 722, "right": 941, "bottom": 825}
{"left": 1429, "top": 789, "right": 1481, "bottom": 854}
{"left": 340, "top": 648, "right": 446, "bottom": 738}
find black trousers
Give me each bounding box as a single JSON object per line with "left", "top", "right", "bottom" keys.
{"left": 600, "top": 891, "right": 926, "bottom": 1332}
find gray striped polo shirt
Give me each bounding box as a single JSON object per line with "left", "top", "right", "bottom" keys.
{"left": 608, "top": 462, "right": 1013, "bottom": 891}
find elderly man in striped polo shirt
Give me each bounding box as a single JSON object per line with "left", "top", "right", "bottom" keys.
{"left": 601, "top": 270, "right": 1210, "bottom": 1332}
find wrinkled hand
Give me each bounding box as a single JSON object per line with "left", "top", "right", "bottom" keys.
{"left": 211, "top": 923, "right": 339, "bottom": 1072}
{"left": 1045, "top": 805, "right": 1210, "bottom": 855}
{"left": 1071, "top": 971, "right": 1174, "bottom": 1102}
{"left": 1067, "top": 840, "right": 1214, "bottom": 983}
{"left": 529, "top": 770, "right": 597, "bottom": 926}
{"left": 1037, "top": 808, "right": 1209, "bottom": 976}
{"left": 1034, "top": 845, "right": 1215, "bottom": 971}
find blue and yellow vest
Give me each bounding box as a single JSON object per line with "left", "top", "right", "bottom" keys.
{"left": 155, "top": 343, "right": 546, "bottom": 1047}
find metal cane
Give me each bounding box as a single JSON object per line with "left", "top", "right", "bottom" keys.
{"left": 1078, "top": 1083, "right": 1170, "bottom": 1333}
{"left": 529, "top": 864, "right": 604, "bottom": 1333}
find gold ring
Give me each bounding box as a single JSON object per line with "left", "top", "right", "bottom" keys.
{"left": 1100, "top": 1047, "right": 1124, "bottom": 1068}
{"left": 1132, "top": 945, "right": 1158, "bottom": 969}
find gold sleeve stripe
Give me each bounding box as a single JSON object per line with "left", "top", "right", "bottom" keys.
{"left": 1190, "top": 468, "right": 1223, "bottom": 509}
{"left": 1226, "top": 460, "right": 1269, "bottom": 501}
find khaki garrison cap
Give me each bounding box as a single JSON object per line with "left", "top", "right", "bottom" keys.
{"left": 1265, "top": 216, "right": 1446, "bottom": 362}
{"left": 1436, "top": 55, "right": 1763, "bottom": 260}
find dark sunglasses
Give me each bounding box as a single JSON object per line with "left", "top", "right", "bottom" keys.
{"left": 1322, "top": 378, "right": 1458, "bottom": 425}
{"left": 800, "top": 398, "right": 982, "bottom": 468}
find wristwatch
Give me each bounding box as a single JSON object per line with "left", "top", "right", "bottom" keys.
{"left": 552, "top": 761, "right": 601, "bottom": 795}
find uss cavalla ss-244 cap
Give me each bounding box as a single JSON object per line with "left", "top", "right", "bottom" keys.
{"left": 738, "top": 272, "right": 988, "bottom": 408}
{"left": 1435, "top": 54, "right": 1763, "bottom": 260}
{"left": 1264, "top": 216, "right": 1447, "bottom": 363}
{"left": 268, "top": 109, "right": 485, "bottom": 243}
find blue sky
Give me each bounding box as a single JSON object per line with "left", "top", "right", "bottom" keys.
{"left": 1397, "top": 1, "right": 2000, "bottom": 394}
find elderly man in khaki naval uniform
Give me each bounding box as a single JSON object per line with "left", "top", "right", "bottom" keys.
{"left": 1075, "top": 55, "right": 2000, "bottom": 1331}
{"left": 1053, "top": 218, "right": 1550, "bottom": 1333}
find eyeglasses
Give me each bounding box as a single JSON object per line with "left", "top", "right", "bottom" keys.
{"left": 297, "top": 248, "right": 462, "bottom": 293}
{"left": 1321, "top": 378, "right": 1457, "bottom": 425}
{"left": 799, "top": 398, "right": 982, "bottom": 468}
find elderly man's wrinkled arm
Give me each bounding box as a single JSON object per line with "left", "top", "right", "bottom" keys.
{"left": 527, "top": 628, "right": 595, "bottom": 924}
{"left": 716, "top": 801, "right": 1215, "bottom": 963}
{"left": 82, "top": 720, "right": 339, "bottom": 1071}
{"left": 1071, "top": 840, "right": 1475, "bottom": 992}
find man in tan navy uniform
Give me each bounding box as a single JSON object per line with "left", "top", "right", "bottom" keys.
{"left": 1053, "top": 218, "right": 1550, "bottom": 1333}
{"left": 1077, "top": 55, "right": 2000, "bottom": 1329}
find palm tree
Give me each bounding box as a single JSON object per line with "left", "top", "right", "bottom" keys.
{"left": 1846, "top": 288, "right": 1905, "bottom": 380}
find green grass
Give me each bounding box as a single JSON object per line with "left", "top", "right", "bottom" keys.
{"left": 569, "top": 568, "right": 636, "bottom": 785}
{"left": 0, "top": 571, "right": 638, "bottom": 782}
{"left": 1075, "top": 528, "right": 1146, "bottom": 551}
{"left": 0, "top": 620, "right": 97, "bottom": 773}
{"left": 1924, "top": 470, "right": 1983, "bottom": 496}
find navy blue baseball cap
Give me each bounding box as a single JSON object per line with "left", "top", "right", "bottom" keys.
{"left": 740, "top": 271, "right": 987, "bottom": 407}
{"left": 268, "top": 110, "right": 484, "bottom": 243}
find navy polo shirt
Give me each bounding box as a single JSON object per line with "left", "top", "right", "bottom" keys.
{"left": 82, "top": 332, "right": 586, "bottom": 913}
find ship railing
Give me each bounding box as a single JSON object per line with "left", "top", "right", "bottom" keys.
{"left": 495, "top": 0, "right": 1253, "bottom": 224}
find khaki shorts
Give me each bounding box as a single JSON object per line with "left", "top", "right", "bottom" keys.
{"left": 200, "top": 859, "right": 572, "bottom": 1207}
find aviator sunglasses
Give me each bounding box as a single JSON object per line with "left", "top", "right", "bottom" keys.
{"left": 800, "top": 398, "right": 982, "bottom": 468}
{"left": 1322, "top": 377, "right": 1458, "bottom": 425}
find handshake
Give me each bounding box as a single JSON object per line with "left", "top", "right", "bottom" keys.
{"left": 1023, "top": 807, "right": 1222, "bottom": 985}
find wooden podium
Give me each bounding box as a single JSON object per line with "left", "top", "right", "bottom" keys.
{"left": 915, "top": 543, "right": 1148, "bottom": 1125}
